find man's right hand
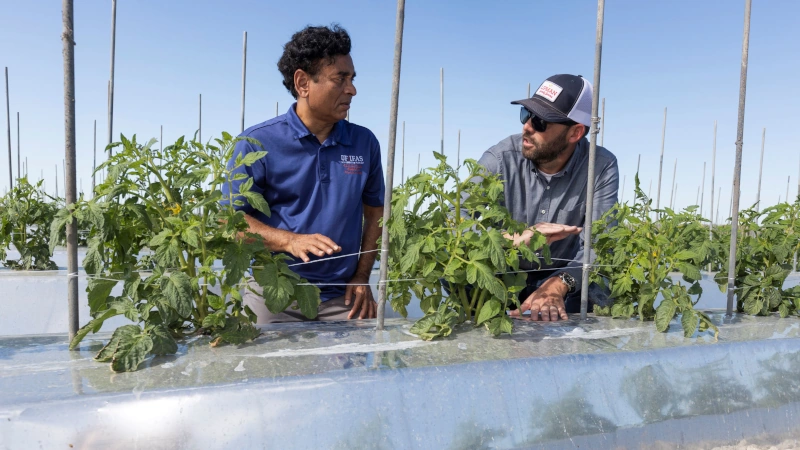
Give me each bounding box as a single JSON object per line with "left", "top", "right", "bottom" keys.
{"left": 285, "top": 233, "right": 341, "bottom": 262}
{"left": 534, "top": 223, "right": 582, "bottom": 245}
{"left": 504, "top": 223, "right": 582, "bottom": 247}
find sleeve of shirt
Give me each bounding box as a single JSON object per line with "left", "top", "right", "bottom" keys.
{"left": 361, "top": 134, "right": 385, "bottom": 207}
{"left": 550, "top": 155, "right": 619, "bottom": 291}
{"left": 220, "top": 137, "right": 267, "bottom": 214}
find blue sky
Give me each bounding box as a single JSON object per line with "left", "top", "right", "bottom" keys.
{"left": 1, "top": 0, "right": 799, "bottom": 217}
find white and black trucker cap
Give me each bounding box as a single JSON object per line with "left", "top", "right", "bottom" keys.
{"left": 511, "top": 74, "right": 593, "bottom": 127}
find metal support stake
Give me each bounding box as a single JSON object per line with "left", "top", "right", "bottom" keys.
{"left": 581, "top": 0, "right": 605, "bottom": 320}
{"left": 669, "top": 158, "right": 677, "bottom": 210}
{"left": 107, "top": 0, "right": 117, "bottom": 151}
{"left": 600, "top": 97, "right": 605, "bottom": 146}
{"left": 16, "top": 112, "right": 20, "bottom": 181}
{"left": 726, "top": 0, "right": 752, "bottom": 317}
{"left": 63, "top": 0, "right": 79, "bottom": 341}
{"left": 439, "top": 67, "right": 444, "bottom": 156}
{"left": 786, "top": 176, "right": 790, "bottom": 204}
{"left": 198, "top": 94, "right": 202, "bottom": 143}
{"left": 710, "top": 121, "right": 717, "bottom": 221}
{"left": 5, "top": 67, "right": 11, "bottom": 189}
{"left": 656, "top": 107, "right": 667, "bottom": 210}
{"left": 401, "top": 121, "right": 405, "bottom": 182}
{"left": 457, "top": 129, "right": 461, "bottom": 168}
{"left": 376, "top": 0, "right": 406, "bottom": 330}
{"left": 756, "top": 128, "right": 765, "bottom": 211}
{"left": 241, "top": 31, "right": 247, "bottom": 133}
{"left": 700, "top": 161, "right": 706, "bottom": 217}
{"left": 620, "top": 174, "right": 626, "bottom": 204}
{"left": 92, "top": 120, "right": 96, "bottom": 194}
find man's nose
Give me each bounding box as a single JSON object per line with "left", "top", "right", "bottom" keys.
{"left": 344, "top": 79, "right": 357, "bottom": 96}
{"left": 522, "top": 118, "right": 534, "bottom": 135}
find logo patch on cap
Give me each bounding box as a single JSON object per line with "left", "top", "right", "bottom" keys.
{"left": 536, "top": 81, "right": 563, "bottom": 103}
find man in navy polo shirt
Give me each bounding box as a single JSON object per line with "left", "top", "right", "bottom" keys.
{"left": 222, "top": 24, "right": 385, "bottom": 323}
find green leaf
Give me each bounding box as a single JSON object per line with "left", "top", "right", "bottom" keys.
{"left": 108, "top": 299, "right": 139, "bottom": 322}
{"left": 217, "top": 315, "right": 260, "bottom": 345}
{"left": 486, "top": 229, "right": 507, "bottom": 270}
{"left": 70, "top": 308, "right": 121, "bottom": 350}
{"left": 239, "top": 151, "right": 267, "bottom": 168}
{"left": 676, "top": 263, "right": 701, "bottom": 281}
{"left": 261, "top": 274, "right": 295, "bottom": 313}
{"left": 202, "top": 311, "right": 226, "bottom": 329}
{"left": 208, "top": 294, "right": 225, "bottom": 311}
{"left": 109, "top": 325, "right": 154, "bottom": 372}
{"left": 630, "top": 265, "right": 645, "bottom": 283}
{"left": 82, "top": 242, "right": 103, "bottom": 276}
{"left": 295, "top": 283, "right": 320, "bottom": 319}
{"left": 149, "top": 230, "right": 172, "bottom": 248}
{"left": 149, "top": 324, "right": 178, "bottom": 356}
{"left": 681, "top": 310, "right": 698, "bottom": 338}
{"left": 161, "top": 272, "right": 193, "bottom": 318}
{"left": 473, "top": 261, "right": 505, "bottom": 300}
{"left": 674, "top": 250, "right": 698, "bottom": 261}
{"left": 181, "top": 228, "right": 200, "bottom": 248}
{"left": 779, "top": 302, "right": 790, "bottom": 318}
{"left": 242, "top": 191, "right": 271, "bottom": 217}
{"left": 87, "top": 278, "right": 119, "bottom": 313}
{"left": 466, "top": 262, "right": 477, "bottom": 284}
{"left": 223, "top": 242, "right": 251, "bottom": 286}
{"left": 476, "top": 299, "right": 502, "bottom": 325}
{"left": 655, "top": 299, "right": 677, "bottom": 332}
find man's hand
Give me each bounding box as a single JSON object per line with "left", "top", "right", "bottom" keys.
{"left": 509, "top": 277, "right": 569, "bottom": 321}
{"left": 285, "top": 233, "right": 341, "bottom": 263}
{"left": 345, "top": 275, "right": 377, "bottom": 319}
{"left": 504, "top": 223, "right": 581, "bottom": 247}
{"left": 533, "top": 223, "right": 582, "bottom": 245}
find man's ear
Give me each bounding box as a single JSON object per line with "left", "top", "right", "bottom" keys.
{"left": 294, "top": 69, "right": 310, "bottom": 99}
{"left": 568, "top": 124, "right": 587, "bottom": 144}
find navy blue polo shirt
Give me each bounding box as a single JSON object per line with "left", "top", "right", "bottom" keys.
{"left": 221, "top": 104, "right": 385, "bottom": 301}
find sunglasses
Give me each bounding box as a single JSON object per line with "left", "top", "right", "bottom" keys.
{"left": 519, "top": 106, "right": 577, "bottom": 133}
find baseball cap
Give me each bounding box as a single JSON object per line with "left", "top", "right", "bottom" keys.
{"left": 511, "top": 74, "right": 593, "bottom": 127}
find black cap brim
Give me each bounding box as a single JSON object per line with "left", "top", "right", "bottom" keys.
{"left": 511, "top": 97, "right": 571, "bottom": 123}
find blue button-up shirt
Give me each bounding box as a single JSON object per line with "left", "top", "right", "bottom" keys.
{"left": 222, "top": 104, "right": 385, "bottom": 300}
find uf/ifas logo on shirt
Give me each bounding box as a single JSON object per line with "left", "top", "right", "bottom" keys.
{"left": 340, "top": 155, "right": 365, "bottom": 175}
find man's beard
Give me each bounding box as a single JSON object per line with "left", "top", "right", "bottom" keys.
{"left": 522, "top": 127, "right": 570, "bottom": 165}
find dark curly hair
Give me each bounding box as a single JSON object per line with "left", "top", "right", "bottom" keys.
{"left": 278, "top": 24, "right": 352, "bottom": 99}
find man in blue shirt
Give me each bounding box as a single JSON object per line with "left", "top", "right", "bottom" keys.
{"left": 222, "top": 25, "right": 385, "bottom": 323}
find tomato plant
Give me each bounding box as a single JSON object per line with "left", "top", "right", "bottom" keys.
{"left": 591, "top": 176, "right": 719, "bottom": 338}
{"left": 384, "top": 153, "right": 549, "bottom": 339}
{"left": 0, "top": 177, "right": 59, "bottom": 270}
{"left": 713, "top": 201, "right": 800, "bottom": 317}
{"left": 53, "top": 133, "right": 320, "bottom": 372}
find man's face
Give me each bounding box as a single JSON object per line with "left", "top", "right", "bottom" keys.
{"left": 306, "top": 54, "right": 357, "bottom": 123}
{"left": 521, "top": 116, "right": 573, "bottom": 165}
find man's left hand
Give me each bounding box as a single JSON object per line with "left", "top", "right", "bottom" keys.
{"left": 345, "top": 275, "right": 377, "bottom": 319}
{"left": 509, "top": 277, "right": 569, "bottom": 321}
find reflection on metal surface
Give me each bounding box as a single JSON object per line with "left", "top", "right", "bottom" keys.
{"left": 2, "top": 314, "right": 800, "bottom": 449}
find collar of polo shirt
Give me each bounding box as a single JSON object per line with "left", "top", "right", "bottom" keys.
{"left": 285, "top": 104, "right": 352, "bottom": 146}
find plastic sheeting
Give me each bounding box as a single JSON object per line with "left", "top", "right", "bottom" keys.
{"left": 2, "top": 313, "right": 800, "bottom": 449}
